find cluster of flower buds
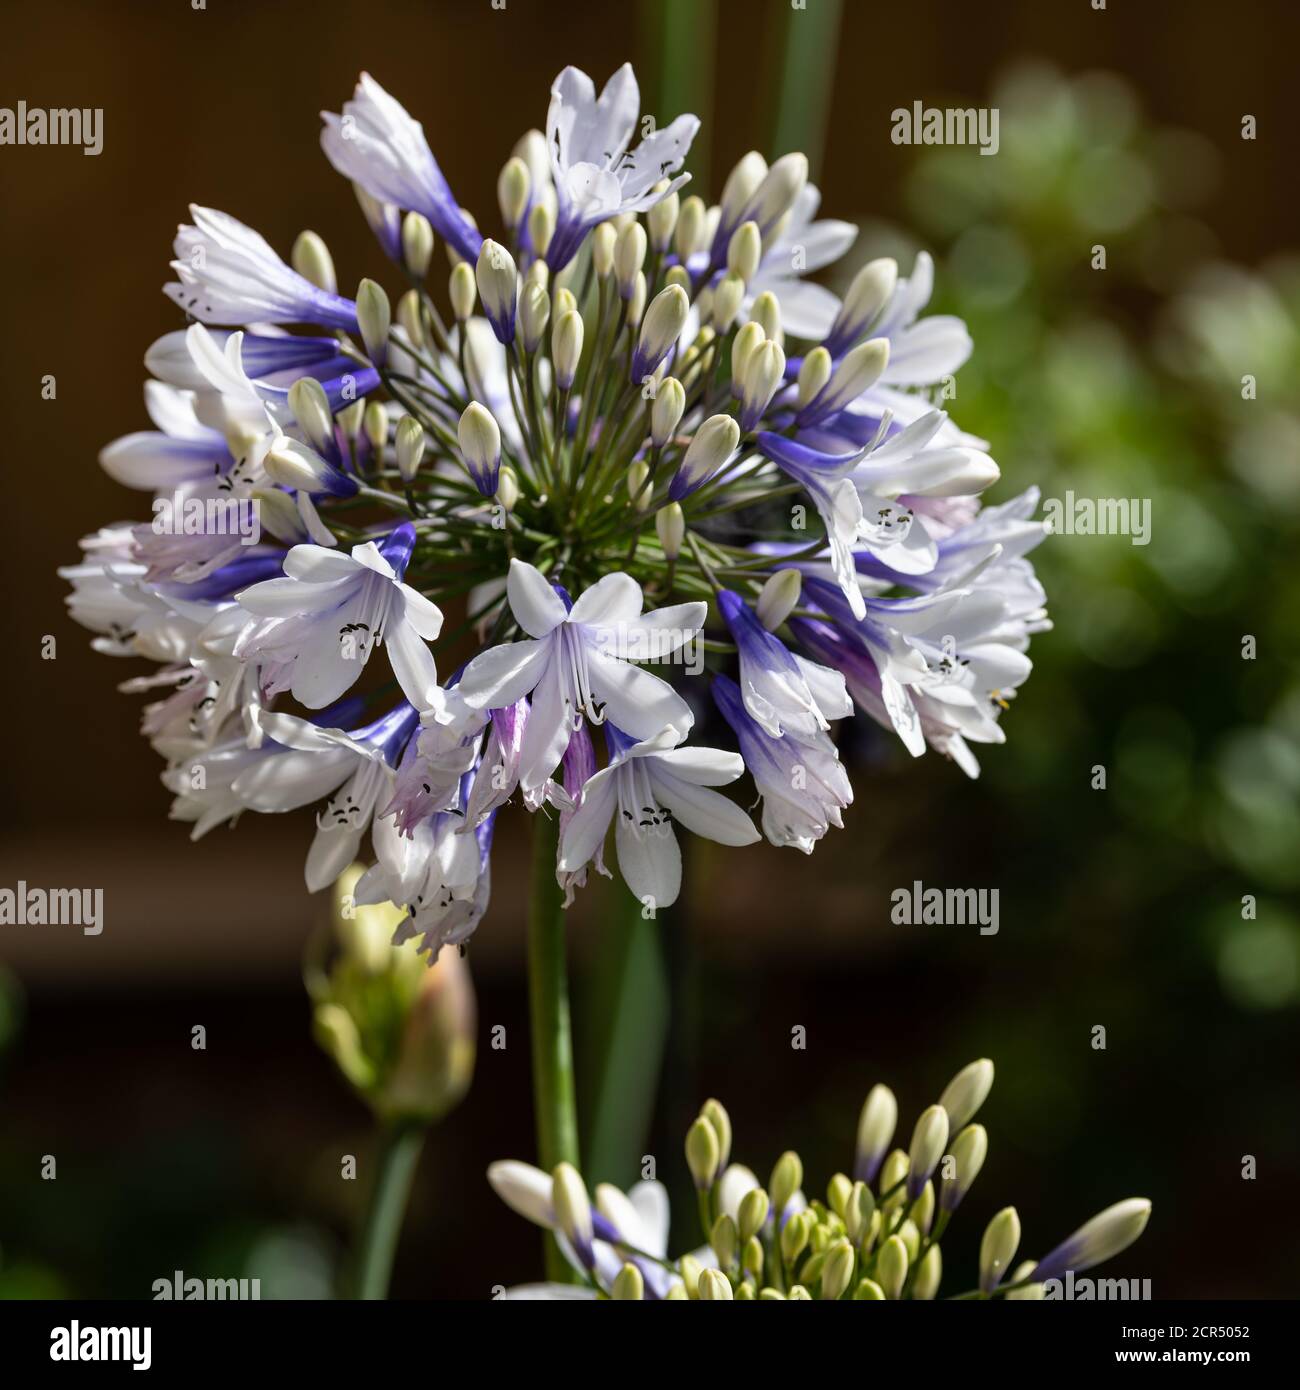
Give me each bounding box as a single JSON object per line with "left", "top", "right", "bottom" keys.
{"left": 62, "top": 61, "right": 1050, "bottom": 958}
{"left": 307, "top": 865, "right": 476, "bottom": 1123}
{"left": 488, "top": 1059, "right": 1150, "bottom": 1300}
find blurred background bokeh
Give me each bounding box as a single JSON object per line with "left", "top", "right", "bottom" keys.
{"left": 0, "top": 0, "right": 1296, "bottom": 1298}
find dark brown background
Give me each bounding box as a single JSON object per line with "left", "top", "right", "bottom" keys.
{"left": 0, "top": 0, "right": 1297, "bottom": 1299}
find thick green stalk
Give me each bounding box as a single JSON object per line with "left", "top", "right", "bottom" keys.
{"left": 770, "top": 0, "right": 843, "bottom": 176}
{"left": 528, "top": 812, "right": 580, "bottom": 1281}
{"left": 582, "top": 884, "right": 670, "bottom": 1188}
{"left": 354, "top": 1121, "right": 425, "bottom": 1299}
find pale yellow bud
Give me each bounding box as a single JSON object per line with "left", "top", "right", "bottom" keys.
{"left": 292, "top": 230, "right": 336, "bottom": 294}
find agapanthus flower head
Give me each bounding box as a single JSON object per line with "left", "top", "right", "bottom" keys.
{"left": 65, "top": 59, "right": 1049, "bottom": 959}
{"left": 488, "top": 1058, "right": 1150, "bottom": 1300}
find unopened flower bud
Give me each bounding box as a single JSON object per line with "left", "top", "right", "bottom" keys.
{"left": 626, "top": 459, "right": 650, "bottom": 509}
{"left": 356, "top": 278, "right": 391, "bottom": 365}
{"left": 769, "top": 1149, "right": 803, "bottom": 1221}
{"left": 656, "top": 501, "right": 685, "bottom": 561}
{"left": 853, "top": 1277, "right": 886, "bottom": 1300}
{"left": 553, "top": 286, "right": 577, "bottom": 318}
{"left": 458, "top": 401, "right": 502, "bottom": 497}
{"left": 396, "top": 288, "right": 425, "bottom": 351}
{"left": 907, "top": 1104, "right": 950, "bottom": 1200}
{"left": 877, "top": 1233, "right": 909, "bottom": 1300}
{"left": 1032, "top": 1199, "right": 1152, "bottom": 1283}
{"left": 797, "top": 346, "right": 832, "bottom": 407}
{"left": 475, "top": 239, "right": 518, "bottom": 344}
{"left": 780, "top": 1209, "right": 810, "bottom": 1266}
{"left": 495, "top": 465, "right": 519, "bottom": 514}
{"left": 737, "top": 1187, "right": 770, "bottom": 1244}
{"left": 710, "top": 1212, "right": 737, "bottom": 1270}
{"left": 913, "top": 1182, "right": 936, "bottom": 1236}
{"left": 719, "top": 151, "right": 768, "bottom": 232}
{"left": 519, "top": 281, "right": 550, "bottom": 353}
{"left": 800, "top": 337, "right": 889, "bottom": 424}
{"left": 749, "top": 290, "right": 782, "bottom": 345}
{"left": 264, "top": 435, "right": 355, "bottom": 497}
{"left": 449, "top": 261, "right": 477, "bottom": 322}
{"left": 757, "top": 568, "right": 801, "bottom": 631}
{"left": 551, "top": 309, "right": 584, "bottom": 392}
{"left": 614, "top": 221, "right": 647, "bottom": 299}
{"left": 610, "top": 1262, "right": 644, "bottom": 1300}
{"left": 846, "top": 1181, "right": 875, "bottom": 1243}
{"left": 747, "top": 152, "right": 807, "bottom": 236}
{"left": 710, "top": 272, "right": 745, "bottom": 330}
{"left": 292, "top": 230, "right": 336, "bottom": 294}
{"left": 674, "top": 194, "right": 707, "bottom": 261}
{"left": 939, "top": 1058, "right": 995, "bottom": 1133}
{"left": 700, "top": 1098, "right": 731, "bottom": 1171}
{"left": 730, "top": 320, "right": 766, "bottom": 396}
{"left": 1004, "top": 1260, "right": 1046, "bottom": 1300}
{"left": 739, "top": 338, "right": 785, "bottom": 431}
{"left": 742, "top": 1237, "right": 763, "bottom": 1280}
{"left": 376, "top": 945, "right": 476, "bottom": 1122}
{"left": 941, "top": 1123, "right": 988, "bottom": 1213}
{"left": 879, "top": 1151, "right": 910, "bottom": 1214}
{"left": 647, "top": 189, "right": 679, "bottom": 251}
{"left": 528, "top": 201, "right": 554, "bottom": 260}
{"left": 826, "top": 1172, "right": 852, "bottom": 1219}
{"left": 591, "top": 221, "right": 617, "bottom": 278}
{"left": 363, "top": 400, "right": 388, "bottom": 456}
{"left": 678, "top": 1253, "right": 703, "bottom": 1298}
{"left": 631, "top": 283, "right": 688, "bottom": 384}
{"left": 912, "top": 1243, "right": 942, "bottom": 1300}
{"left": 249, "top": 486, "right": 307, "bottom": 544}
{"left": 697, "top": 1268, "right": 732, "bottom": 1301}
{"left": 497, "top": 155, "right": 531, "bottom": 231}
{"left": 819, "top": 1239, "right": 854, "bottom": 1300}
{"left": 626, "top": 271, "right": 646, "bottom": 326}
{"left": 827, "top": 256, "right": 897, "bottom": 353}
{"left": 551, "top": 1163, "right": 594, "bottom": 1268}
{"left": 685, "top": 1115, "right": 720, "bottom": 1188}
{"left": 401, "top": 212, "right": 434, "bottom": 278}
{"left": 651, "top": 377, "right": 685, "bottom": 448}
{"left": 337, "top": 399, "right": 365, "bottom": 441}
{"left": 727, "top": 220, "right": 762, "bottom": 284}
{"left": 313, "top": 1003, "right": 372, "bottom": 1091}
{"left": 395, "top": 415, "right": 425, "bottom": 483}
{"left": 855, "top": 1083, "right": 898, "bottom": 1183}
{"left": 287, "top": 377, "right": 335, "bottom": 457}
{"left": 669, "top": 413, "right": 740, "bottom": 500}
{"left": 980, "top": 1206, "right": 1021, "bottom": 1295}
{"left": 899, "top": 1217, "right": 921, "bottom": 1263}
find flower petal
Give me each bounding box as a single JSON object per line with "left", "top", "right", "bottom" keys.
{"left": 508, "top": 558, "right": 568, "bottom": 637}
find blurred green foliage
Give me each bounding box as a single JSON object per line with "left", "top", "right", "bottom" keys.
{"left": 838, "top": 62, "right": 1300, "bottom": 1010}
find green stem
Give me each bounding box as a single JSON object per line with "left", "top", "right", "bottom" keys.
{"left": 528, "top": 812, "right": 580, "bottom": 1282}
{"left": 354, "top": 1121, "right": 425, "bottom": 1300}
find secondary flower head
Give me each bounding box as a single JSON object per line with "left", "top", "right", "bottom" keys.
{"left": 488, "top": 1058, "right": 1149, "bottom": 1300}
